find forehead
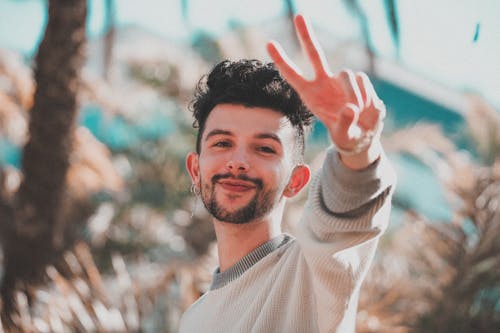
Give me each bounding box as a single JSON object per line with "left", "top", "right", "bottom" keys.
{"left": 203, "top": 104, "right": 295, "bottom": 141}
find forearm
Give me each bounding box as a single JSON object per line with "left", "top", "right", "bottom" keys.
{"left": 320, "top": 146, "right": 395, "bottom": 215}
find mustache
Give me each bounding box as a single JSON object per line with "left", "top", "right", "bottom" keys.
{"left": 211, "top": 173, "right": 263, "bottom": 189}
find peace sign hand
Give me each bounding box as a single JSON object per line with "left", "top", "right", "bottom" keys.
{"left": 267, "top": 15, "right": 385, "bottom": 169}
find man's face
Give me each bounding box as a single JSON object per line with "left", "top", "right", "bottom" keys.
{"left": 187, "top": 104, "right": 301, "bottom": 224}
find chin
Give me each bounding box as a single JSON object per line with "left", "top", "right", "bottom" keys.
{"left": 219, "top": 218, "right": 254, "bottom": 225}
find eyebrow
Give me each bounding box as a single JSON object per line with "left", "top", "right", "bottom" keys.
{"left": 255, "top": 133, "right": 282, "bottom": 146}
{"left": 204, "top": 129, "right": 233, "bottom": 142}
{"left": 204, "top": 129, "right": 282, "bottom": 146}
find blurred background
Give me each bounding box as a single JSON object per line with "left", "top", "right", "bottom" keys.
{"left": 0, "top": 0, "right": 499, "bottom": 332}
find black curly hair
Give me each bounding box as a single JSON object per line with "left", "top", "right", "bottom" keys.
{"left": 190, "top": 59, "right": 313, "bottom": 162}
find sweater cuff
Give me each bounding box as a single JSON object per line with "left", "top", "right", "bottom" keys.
{"left": 320, "top": 146, "right": 395, "bottom": 213}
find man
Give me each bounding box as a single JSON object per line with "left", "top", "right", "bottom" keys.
{"left": 180, "top": 15, "right": 396, "bottom": 333}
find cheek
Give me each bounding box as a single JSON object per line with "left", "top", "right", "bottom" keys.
{"left": 263, "top": 161, "right": 292, "bottom": 189}
{"left": 198, "top": 154, "right": 224, "bottom": 176}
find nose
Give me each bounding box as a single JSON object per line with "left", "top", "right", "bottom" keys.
{"left": 225, "top": 153, "right": 250, "bottom": 173}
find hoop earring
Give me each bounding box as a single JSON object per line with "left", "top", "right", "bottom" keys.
{"left": 190, "top": 183, "right": 200, "bottom": 218}
{"left": 190, "top": 183, "right": 200, "bottom": 196}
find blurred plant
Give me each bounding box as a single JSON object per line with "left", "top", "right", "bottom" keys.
{"left": 0, "top": 240, "right": 216, "bottom": 333}
{"left": 464, "top": 93, "right": 500, "bottom": 165}
{"left": 342, "top": 0, "right": 376, "bottom": 72}
{"left": 0, "top": 52, "right": 123, "bottom": 233}
{"left": 383, "top": 0, "right": 400, "bottom": 58}
{"left": 88, "top": 37, "right": 216, "bottom": 260}
{"left": 343, "top": 0, "right": 401, "bottom": 70}
{"left": 356, "top": 97, "right": 500, "bottom": 332}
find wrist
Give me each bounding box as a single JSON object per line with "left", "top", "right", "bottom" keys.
{"left": 338, "top": 140, "right": 381, "bottom": 170}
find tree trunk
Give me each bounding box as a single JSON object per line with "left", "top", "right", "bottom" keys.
{"left": 343, "top": 0, "right": 376, "bottom": 73}
{"left": 0, "top": 0, "right": 87, "bottom": 316}
{"left": 103, "top": 0, "right": 115, "bottom": 80}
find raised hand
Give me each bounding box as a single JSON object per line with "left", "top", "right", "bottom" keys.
{"left": 267, "top": 15, "right": 385, "bottom": 167}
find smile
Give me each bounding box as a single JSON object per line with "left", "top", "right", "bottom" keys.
{"left": 217, "top": 180, "right": 257, "bottom": 193}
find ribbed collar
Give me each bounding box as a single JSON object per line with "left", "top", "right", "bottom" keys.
{"left": 210, "top": 233, "right": 292, "bottom": 290}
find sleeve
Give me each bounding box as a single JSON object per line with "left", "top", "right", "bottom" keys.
{"left": 295, "top": 146, "right": 397, "bottom": 332}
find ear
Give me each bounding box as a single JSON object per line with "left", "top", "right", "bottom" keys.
{"left": 283, "top": 164, "right": 311, "bottom": 198}
{"left": 186, "top": 152, "right": 200, "bottom": 185}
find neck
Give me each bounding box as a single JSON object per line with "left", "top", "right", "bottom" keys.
{"left": 213, "top": 204, "right": 284, "bottom": 272}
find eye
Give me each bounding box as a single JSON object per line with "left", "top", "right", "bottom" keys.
{"left": 213, "top": 141, "right": 232, "bottom": 148}
{"left": 257, "top": 146, "right": 276, "bottom": 154}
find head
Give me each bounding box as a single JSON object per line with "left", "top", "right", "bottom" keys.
{"left": 187, "top": 59, "right": 313, "bottom": 224}
{"left": 191, "top": 59, "right": 313, "bottom": 164}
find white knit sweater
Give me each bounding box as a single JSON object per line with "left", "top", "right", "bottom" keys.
{"left": 179, "top": 147, "right": 396, "bottom": 333}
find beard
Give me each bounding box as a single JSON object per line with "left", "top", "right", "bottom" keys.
{"left": 200, "top": 173, "right": 280, "bottom": 224}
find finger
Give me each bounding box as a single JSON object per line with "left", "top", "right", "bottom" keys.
{"left": 294, "top": 14, "right": 331, "bottom": 78}
{"left": 355, "top": 73, "right": 385, "bottom": 131}
{"left": 373, "top": 98, "right": 386, "bottom": 120}
{"left": 359, "top": 72, "right": 380, "bottom": 106}
{"left": 336, "top": 104, "right": 361, "bottom": 143}
{"left": 355, "top": 72, "right": 370, "bottom": 105}
{"left": 267, "top": 41, "right": 307, "bottom": 89}
{"left": 359, "top": 97, "right": 386, "bottom": 132}
{"left": 336, "top": 69, "right": 364, "bottom": 110}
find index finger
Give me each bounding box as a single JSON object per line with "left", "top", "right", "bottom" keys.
{"left": 294, "top": 15, "right": 332, "bottom": 78}
{"left": 267, "top": 40, "right": 307, "bottom": 90}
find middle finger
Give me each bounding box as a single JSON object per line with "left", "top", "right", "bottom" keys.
{"left": 294, "top": 15, "right": 331, "bottom": 78}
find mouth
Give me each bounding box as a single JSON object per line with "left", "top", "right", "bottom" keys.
{"left": 217, "top": 179, "right": 257, "bottom": 193}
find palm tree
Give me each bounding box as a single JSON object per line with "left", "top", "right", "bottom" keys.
{"left": 342, "top": 0, "right": 400, "bottom": 72}
{"left": 0, "top": 0, "right": 87, "bottom": 321}
{"left": 103, "top": 0, "right": 116, "bottom": 80}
